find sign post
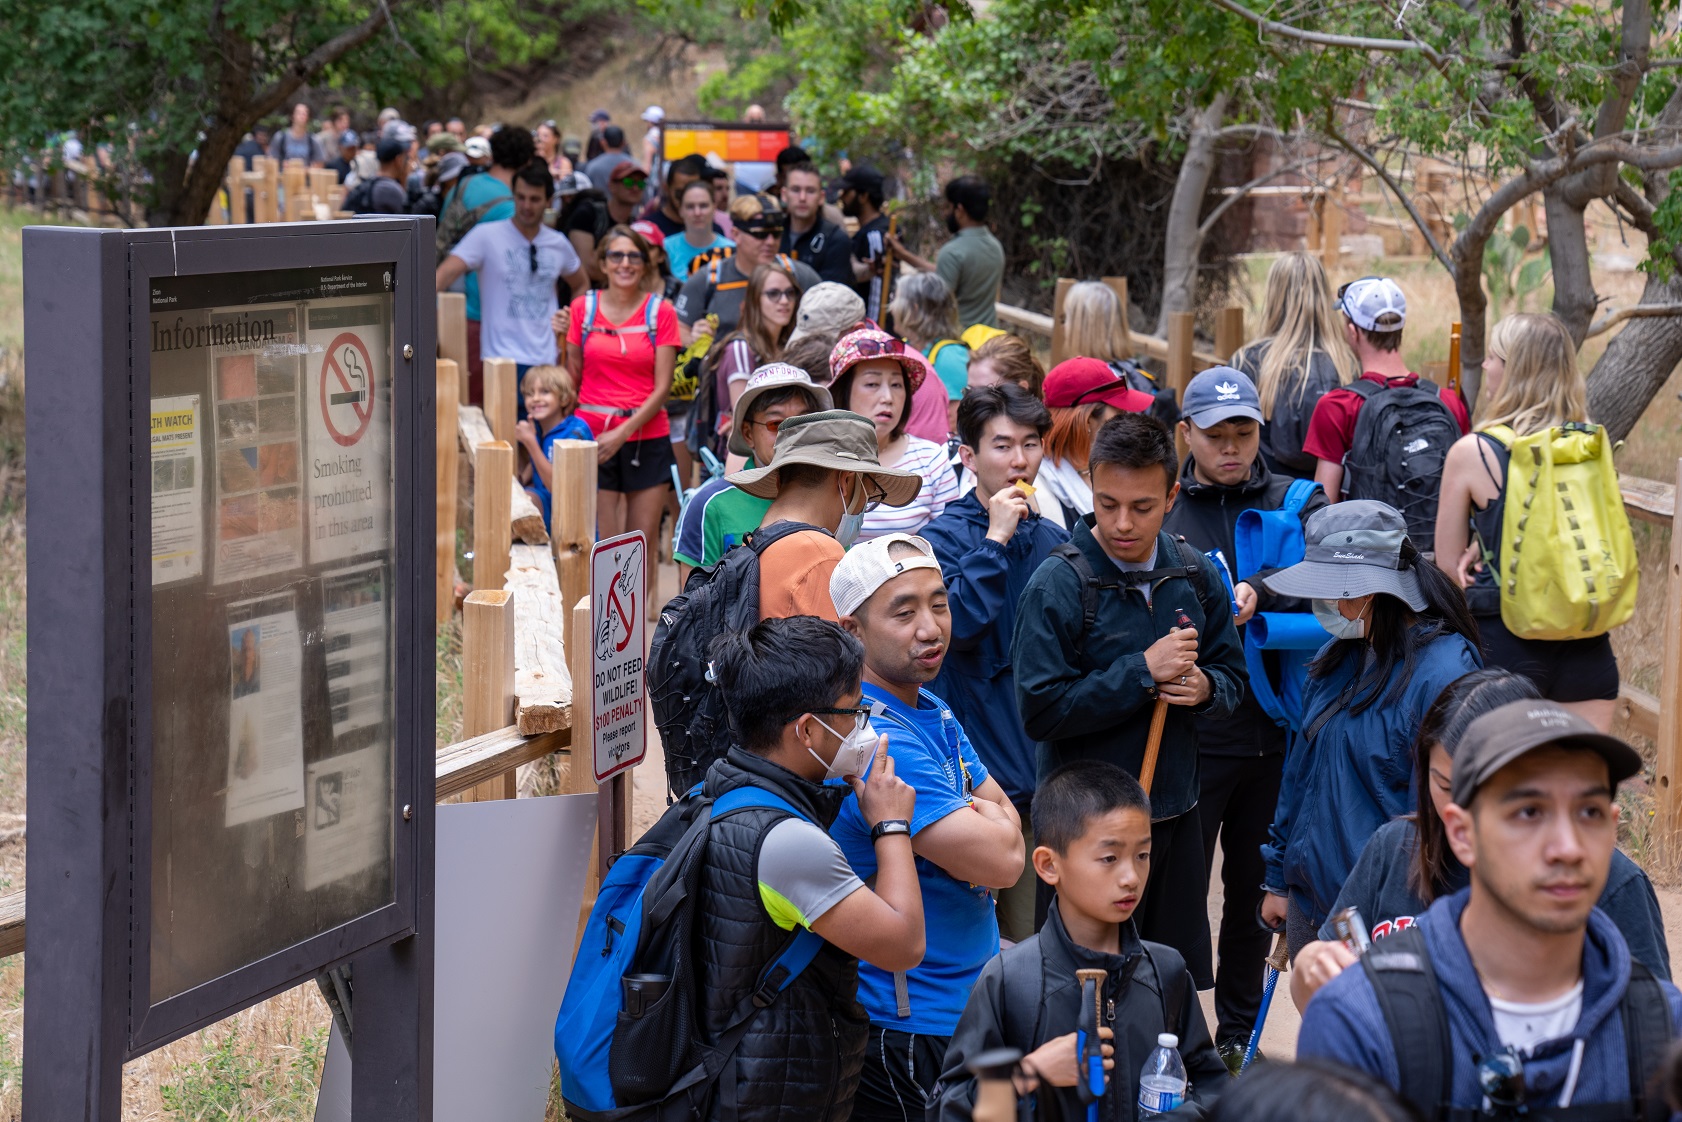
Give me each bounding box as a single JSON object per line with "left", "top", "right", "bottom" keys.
{"left": 589, "top": 531, "right": 646, "bottom": 872}
{"left": 24, "top": 219, "right": 435, "bottom": 1121}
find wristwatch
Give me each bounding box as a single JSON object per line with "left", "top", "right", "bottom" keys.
{"left": 870, "top": 819, "right": 912, "bottom": 843}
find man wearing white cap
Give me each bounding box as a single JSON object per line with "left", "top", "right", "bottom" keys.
{"left": 640, "top": 105, "right": 665, "bottom": 192}
{"left": 828, "top": 534, "right": 1024, "bottom": 1122}
{"left": 1305, "top": 275, "right": 1469, "bottom": 527}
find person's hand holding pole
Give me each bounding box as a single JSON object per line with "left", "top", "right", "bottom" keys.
{"left": 1141, "top": 610, "right": 1201, "bottom": 792}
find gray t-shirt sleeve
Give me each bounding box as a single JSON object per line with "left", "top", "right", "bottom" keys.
{"left": 756, "top": 818, "right": 865, "bottom": 932}
{"left": 675, "top": 269, "right": 709, "bottom": 325}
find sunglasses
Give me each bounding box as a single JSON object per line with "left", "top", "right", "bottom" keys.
{"left": 1477, "top": 1049, "right": 1525, "bottom": 1111}
{"left": 605, "top": 251, "right": 647, "bottom": 265}
{"left": 763, "top": 286, "right": 799, "bottom": 303}
{"left": 737, "top": 224, "right": 786, "bottom": 240}
{"left": 618, "top": 175, "right": 648, "bottom": 190}
{"left": 849, "top": 336, "right": 905, "bottom": 359}
{"left": 529, "top": 244, "right": 538, "bottom": 274}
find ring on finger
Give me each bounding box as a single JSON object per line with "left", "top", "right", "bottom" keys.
{"left": 1179, "top": 674, "right": 1187, "bottom": 685}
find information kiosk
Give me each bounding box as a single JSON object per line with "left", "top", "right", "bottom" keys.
{"left": 24, "top": 219, "right": 435, "bottom": 1120}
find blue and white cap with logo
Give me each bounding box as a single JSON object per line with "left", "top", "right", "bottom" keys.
{"left": 1182, "top": 366, "right": 1263, "bottom": 428}
{"left": 1338, "top": 276, "right": 1408, "bottom": 332}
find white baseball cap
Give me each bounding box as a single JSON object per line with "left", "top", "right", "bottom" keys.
{"left": 1338, "top": 276, "right": 1407, "bottom": 331}
{"left": 464, "top": 136, "right": 491, "bottom": 160}
{"left": 830, "top": 534, "right": 943, "bottom": 618}
{"left": 642, "top": 105, "right": 666, "bottom": 123}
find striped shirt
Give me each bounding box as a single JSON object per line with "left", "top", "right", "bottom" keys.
{"left": 857, "top": 435, "right": 961, "bottom": 543}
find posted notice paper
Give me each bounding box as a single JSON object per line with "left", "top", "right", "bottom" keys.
{"left": 225, "top": 593, "right": 307, "bottom": 826}
{"left": 321, "top": 563, "right": 388, "bottom": 740}
{"left": 304, "top": 743, "right": 388, "bottom": 890}
{"left": 150, "top": 393, "right": 204, "bottom": 585}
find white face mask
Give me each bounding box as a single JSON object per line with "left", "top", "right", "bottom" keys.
{"left": 836, "top": 475, "right": 866, "bottom": 548}
{"left": 1313, "top": 598, "right": 1370, "bottom": 641}
{"left": 807, "top": 705, "right": 879, "bottom": 782}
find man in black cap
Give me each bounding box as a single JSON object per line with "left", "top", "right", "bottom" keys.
{"left": 1300, "top": 701, "right": 1680, "bottom": 1120}
{"left": 842, "top": 163, "right": 892, "bottom": 321}
{"left": 362, "top": 137, "right": 411, "bottom": 214}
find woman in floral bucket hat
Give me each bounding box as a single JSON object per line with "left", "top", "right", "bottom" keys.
{"left": 827, "top": 327, "right": 960, "bottom": 541}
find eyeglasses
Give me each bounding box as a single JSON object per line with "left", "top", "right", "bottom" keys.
{"left": 849, "top": 336, "right": 905, "bottom": 359}
{"left": 747, "top": 415, "right": 789, "bottom": 436}
{"left": 811, "top": 705, "right": 874, "bottom": 721}
{"left": 763, "top": 287, "right": 798, "bottom": 303}
{"left": 605, "top": 251, "right": 647, "bottom": 265}
{"left": 860, "top": 477, "right": 888, "bottom": 512}
{"left": 1476, "top": 1050, "right": 1525, "bottom": 1111}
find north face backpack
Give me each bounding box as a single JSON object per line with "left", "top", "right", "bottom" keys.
{"left": 1364, "top": 924, "right": 1671, "bottom": 1121}
{"left": 1480, "top": 422, "right": 1638, "bottom": 640}
{"left": 556, "top": 785, "right": 823, "bottom": 1122}
{"left": 1233, "top": 478, "right": 1328, "bottom": 732}
{"left": 1109, "top": 359, "right": 1181, "bottom": 428}
{"left": 648, "top": 519, "right": 826, "bottom": 798}
{"left": 1340, "top": 377, "right": 1460, "bottom": 553}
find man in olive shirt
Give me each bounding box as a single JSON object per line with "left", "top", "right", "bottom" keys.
{"left": 889, "top": 175, "right": 1005, "bottom": 331}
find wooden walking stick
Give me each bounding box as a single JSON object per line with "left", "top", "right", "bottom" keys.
{"left": 1446, "top": 321, "right": 1462, "bottom": 398}
{"left": 878, "top": 212, "right": 898, "bottom": 323}
{"left": 1139, "top": 609, "right": 1193, "bottom": 794}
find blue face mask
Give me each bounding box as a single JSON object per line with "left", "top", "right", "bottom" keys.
{"left": 1313, "top": 598, "right": 1370, "bottom": 641}
{"left": 836, "top": 476, "right": 866, "bottom": 547}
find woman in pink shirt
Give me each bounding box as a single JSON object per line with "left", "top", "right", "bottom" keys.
{"left": 566, "top": 225, "right": 678, "bottom": 595}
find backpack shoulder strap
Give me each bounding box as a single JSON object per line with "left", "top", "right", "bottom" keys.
{"left": 643, "top": 294, "right": 663, "bottom": 343}
{"left": 1052, "top": 541, "right": 1113, "bottom": 658}
{"left": 999, "top": 940, "right": 1049, "bottom": 1055}
{"left": 582, "top": 290, "right": 599, "bottom": 336}
{"left": 1281, "top": 477, "right": 1322, "bottom": 518}
{"left": 928, "top": 340, "right": 951, "bottom": 365}
{"left": 746, "top": 519, "right": 824, "bottom": 556}
{"left": 1361, "top": 925, "right": 1453, "bottom": 1118}
{"left": 1346, "top": 378, "right": 1380, "bottom": 401}
{"left": 1620, "top": 960, "right": 1673, "bottom": 1122}
{"left": 1137, "top": 943, "right": 1186, "bottom": 1039}
{"left": 1170, "top": 535, "right": 1212, "bottom": 606}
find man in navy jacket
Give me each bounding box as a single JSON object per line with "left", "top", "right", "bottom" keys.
{"left": 1300, "top": 701, "right": 1681, "bottom": 1118}
{"left": 1012, "top": 413, "right": 1244, "bottom": 986}
{"left": 921, "top": 384, "right": 1067, "bottom": 943}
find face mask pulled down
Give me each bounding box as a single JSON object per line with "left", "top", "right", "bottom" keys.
{"left": 836, "top": 475, "right": 867, "bottom": 548}
{"left": 1313, "top": 598, "right": 1371, "bottom": 641}
{"left": 808, "top": 705, "right": 881, "bottom": 782}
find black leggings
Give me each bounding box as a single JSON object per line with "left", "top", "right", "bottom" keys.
{"left": 1477, "top": 612, "right": 1620, "bottom": 703}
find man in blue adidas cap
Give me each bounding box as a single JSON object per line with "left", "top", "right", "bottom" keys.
{"left": 1163, "top": 365, "right": 1328, "bottom": 1066}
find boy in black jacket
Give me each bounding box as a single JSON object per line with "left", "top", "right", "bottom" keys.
{"left": 1160, "top": 366, "right": 1326, "bottom": 1065}
{"left": 933, "top": 761, "right": 1227, "bottom": 1121}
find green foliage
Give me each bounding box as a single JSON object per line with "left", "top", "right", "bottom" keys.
{"left": 159, "top": 1021, "right": 328, "bottom": 1121}
{"left": 1480, "top": 226, "right": 1552, "bottom": 318}
{"left": 1642, "top": 170, "right": 1682, "bottom": 283}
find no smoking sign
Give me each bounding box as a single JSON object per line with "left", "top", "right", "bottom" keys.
{"left": 319, "top": 332, "right": 374, "bottom": 447}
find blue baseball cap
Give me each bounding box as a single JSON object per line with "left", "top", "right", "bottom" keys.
{"left": 1182, "top": 366, "right": 1263, "bottom": 429}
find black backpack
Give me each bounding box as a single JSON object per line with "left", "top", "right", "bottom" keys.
{"left": 1340, "top": 378, "right": 1459, "bottom": 553}
{"left": 1109, "top": 359, "right": 1181, "bottom": 428}
{"left": 1051, "top": 535, "right": 1213, "bottom": 657}
{"left": 342, "top": 176, "right": 378, "bottom": 215}
{"left": 647, "top": 520, "right": 825, "bottom": 798}
{"left": 1363, "top": 925, "right": 1671, "bottom": 1121}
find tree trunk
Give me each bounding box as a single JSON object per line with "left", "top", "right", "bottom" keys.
{"left": 1154, "top": 93, "right": 1230, "bottom": 336}
{"left": 1449, "top": 238, "right": 1488, "bottom": 409}
{"left": 164, "top": 122, "right": 248, "bottom": 227}
{"left": 1586, "top": 272, "right": 1682, "bottom": 442}
{"left": 1544, "top": 184, "right": 1597, "bottom": 344}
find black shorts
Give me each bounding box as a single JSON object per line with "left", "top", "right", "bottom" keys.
{"left": 1477, "top": 612, "right": 1620, "bottom": 702}
{"left": 597, "top": 437, "right": 676, "bottom": 494}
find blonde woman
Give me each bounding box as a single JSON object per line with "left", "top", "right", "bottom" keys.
{"left": 1232, "top": 252, "right": 1358, "bottom": 479}
{"left": 891, "top": 271, "right": 968, "bottom": 399}
{"left": 1433, "top": 313, "right": 1618, "bottom": 729}
{"left": 1062, "top": 281, "right": 1176, "bottom": 423}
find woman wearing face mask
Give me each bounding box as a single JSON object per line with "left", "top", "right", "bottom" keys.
{"left": 1256, "top": 499, "right": 1482, "bottom": 958}
{"left": 1288, "top": 668, "right": 1670, "bottom": 1011}
{"left": 827, "top": 327, "right": 960, "bottom": 542}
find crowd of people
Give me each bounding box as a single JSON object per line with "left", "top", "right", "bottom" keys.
{"left": 378, "top": 101, "right": 1666, "bottom": 1120}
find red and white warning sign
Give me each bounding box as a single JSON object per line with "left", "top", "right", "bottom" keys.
{"left": 306, "top": 304, "right": 388, "bottom": 564}
{"left": 591, "top": 531, "right": 647, "bottom": 782}
{"left": 319, "top": 332, "right": 375, "bottom": 447}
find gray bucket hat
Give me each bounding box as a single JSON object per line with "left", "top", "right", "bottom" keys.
{"left": 726, "top": 409, "right": 923, "bottom": 505}
{"left": 1260, "top": 500, "right": 1426, "bottom": 610}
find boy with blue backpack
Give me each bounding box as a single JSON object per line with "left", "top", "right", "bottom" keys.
{"left": 1160, "top": 366, "right": 1326, "bottom": 1068}
{"left": 557, "top": 616, "right": 925, "bottom": 1122}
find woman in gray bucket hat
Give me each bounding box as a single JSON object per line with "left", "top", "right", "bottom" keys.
{"left": 1255, "top": 499, "right": 1484, "bottom": 957}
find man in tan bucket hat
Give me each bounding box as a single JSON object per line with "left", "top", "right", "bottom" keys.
{"left": 727, "top": 409, "right": 922, "bottom": 620}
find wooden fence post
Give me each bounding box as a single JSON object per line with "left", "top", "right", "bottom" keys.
{"left": 1101, "top": 276, "right": 1134, "bottom": 361}
{"left": 460, "top": 590, "right": 517, "bottom": 801}
{"left": 258, "top": 157, "right": 280, "bottom": 224}
{"left": 438, "top": 292, "right": 470, "bottom": 405}
{"left": 1654, "top": 457, "right": 1682, "bottom": 850}
{"left": 1167, "top": 311, "right": 1196, "bottom": 459}
{"left": 554, "top": 439, "right": 599, "bottom": 614}
{"left": 472, "top": 441, "right": 513, "bottom": 592}
{"left": 483, "top": 357, "right": 519, "bottom": 447}
{"left": 1050, "top": 278, "right": 1074, "bottom": 367}
{"left": 570, "top": 596, "right": 602, "bottom": 946}
{"left": 1215, "top": 306, "right": 1246, "bottom": 364}
{"left": 282, "top": 159, "right": 308, "bottom": 221}
{"left": 225, "top": 160, "right": 245, "bottom": 225}
{"left": 1321, "top": 196, "right": 1345, "bottom": 270}
{"left": 436, "top": 359, "right": 460, "bottom": 626}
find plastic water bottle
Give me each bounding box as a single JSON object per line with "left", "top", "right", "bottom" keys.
{"left": 1137, "top": 1032, "right": 1187, "bottom": 1116}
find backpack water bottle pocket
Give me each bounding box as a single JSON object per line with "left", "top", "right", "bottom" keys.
{"left": 611, "top": 969, "right": 697, "bottom": 1104}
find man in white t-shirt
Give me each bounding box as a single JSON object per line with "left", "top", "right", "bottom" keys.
{"left": 436, "top": 163, "right": 590, "bottom": 373}
{"left": 1300, "top": 701, "right": 1681, "bottom": 1117}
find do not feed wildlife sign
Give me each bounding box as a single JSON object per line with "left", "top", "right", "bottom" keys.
{"left": 590, "top": 532, "right": 647, "bottom": 782}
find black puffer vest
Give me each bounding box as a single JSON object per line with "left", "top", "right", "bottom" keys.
{"left": 698, "top": 749, "right": 868, "bottom": 1122}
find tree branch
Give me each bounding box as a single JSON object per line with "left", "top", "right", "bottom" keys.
{"left": 248, "top": 3, "right": 404, "bottom": 122}
{"left": 1207, "top": 0, "right": 1448, "bottom": 67}
{"left": 1325, "top": 120, "right": 1456, "bottom": 273}
{"left": 1584, "top": 303, "right": 1682, "bottom": 338}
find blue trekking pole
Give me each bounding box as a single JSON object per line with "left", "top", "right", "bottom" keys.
{"left": 1240, "top": 933, "right": 1290, "bottom": 1071}
{"left": 1075, "top": 968, "right": 1106, "bottom": 1120}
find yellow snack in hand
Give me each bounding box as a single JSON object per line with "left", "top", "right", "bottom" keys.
{"left": 1014, "top": 481, "right": 1036, "bottom": 496}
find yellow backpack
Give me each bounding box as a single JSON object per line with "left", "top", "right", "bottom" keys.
{"left": 1484, "top": 422, "right": 1638, "bottom": 640}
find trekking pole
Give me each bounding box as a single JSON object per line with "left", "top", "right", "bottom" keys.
{"left": 881, "top": 212, "right": 898, "bottom": 319}
{"left": 1446, "top": 320, "right": 1462, "bottom": 399}
{"left": 1140, "top": 609, "right": 1193, "bottom": 794}
{"left": 1240, "top": 932, "right": 1290, "bottom": 1072}
{"left": 968, "top": 1047, "right": 1026, "bottom": 1122}
{"left": 1075, "top": 968, "right": 1108, "bottom": 1121}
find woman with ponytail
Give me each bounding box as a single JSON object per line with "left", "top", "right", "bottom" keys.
{"left": 1255, "top": 500, "right": 1482, "bottom": 957}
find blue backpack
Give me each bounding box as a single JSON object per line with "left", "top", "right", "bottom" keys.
{"left": 1233, "top": 478, "right": 1328, "bottom": 732}
{"left": 556, "top": 784, "right": 824, "bottom": 1121}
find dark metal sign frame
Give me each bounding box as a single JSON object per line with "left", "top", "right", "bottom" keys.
{"left": 24, "top": 219, "right": 437, "bottom": 1120}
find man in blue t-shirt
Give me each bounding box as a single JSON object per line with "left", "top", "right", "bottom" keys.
{"left": 828, "top": 533, "right": 1025, "bottom": 1122}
